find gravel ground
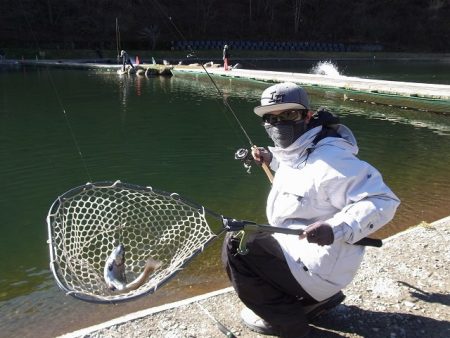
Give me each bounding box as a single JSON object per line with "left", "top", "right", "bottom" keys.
{"left": 61, "top": 217, "right": 450, "bottom": 338}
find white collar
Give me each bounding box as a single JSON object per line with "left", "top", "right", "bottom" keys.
{"left": 268, "top": 125, "right": 358, "bottom": 168}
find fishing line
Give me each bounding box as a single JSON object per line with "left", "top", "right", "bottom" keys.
{"left": 18, "top": 0, "right": 92, "bottom": 182}
{"left": 196, "top": 302, "right": 237, "bottom": 338}
{"left": 116, "top": 17, "right": 121, "bottom": 63}
{"left": 149, "top": 0, "right": 255, "bottom": 148}
{"left": 47, "top": 75, "right": 92, "bottom": 181}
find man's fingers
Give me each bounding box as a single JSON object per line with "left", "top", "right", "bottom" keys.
{"left": 307, "top": 231, "right": 319, "bottom": 244}
{"left": 251, "top": 147, "right": 266, "bottom": 165}
{"left": 300, "top": 222, "right": 334, "bottom": 246}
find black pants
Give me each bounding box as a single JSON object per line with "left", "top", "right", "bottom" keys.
{"left": 222, "top": 232, "right": 315, "bottom": 338}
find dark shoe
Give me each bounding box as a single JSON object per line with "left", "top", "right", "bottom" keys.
{"left": 240, "top": 307, "right": 278, "bottom": 335}
{"left": 241, "top": 307, "right": 311, "bottom": 337}
{"left": 304, "top": 291, "right": 346, "bottom": 321}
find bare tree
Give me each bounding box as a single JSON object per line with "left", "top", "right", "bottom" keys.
{"left": 429, "top": 0, "right": 447, "bottom": 10}
{"left": 195, "top": 0, "right": 218, "bottom": 35}
{"left": 139, "top": 24, "right": 160, "bottom": 50}
{"left": 292, "top": 0, "right": 302, "bottom": 34}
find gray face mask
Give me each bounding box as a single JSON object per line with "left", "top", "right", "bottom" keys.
{"left": 264, "top": 120, "right": 308, "bottom": 148}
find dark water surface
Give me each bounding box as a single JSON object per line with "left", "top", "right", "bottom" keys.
{"left": 0, "top": 65, "right": 449, "bottom": 337}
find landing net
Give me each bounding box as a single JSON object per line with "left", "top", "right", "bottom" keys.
{"left": 46, "top": 181, "right": 217, "bottom": 303}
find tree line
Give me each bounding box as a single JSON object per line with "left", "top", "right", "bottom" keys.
{"left": 1, "top": 0, "right": 449, "bottom": 53}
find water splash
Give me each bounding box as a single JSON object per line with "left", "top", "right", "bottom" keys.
{"left": 311, "top": 61, "right": 341, "bottom": 77}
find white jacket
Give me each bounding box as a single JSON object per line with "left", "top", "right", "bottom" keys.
{"left": 267, "top": 125, "right": 400, "bottom": 301}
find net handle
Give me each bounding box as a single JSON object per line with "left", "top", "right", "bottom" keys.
{"left": 46, "top": 180, "right": 382, "bottom": 304}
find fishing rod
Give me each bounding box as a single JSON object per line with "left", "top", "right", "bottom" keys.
{"left": 150, "top": 0, "right": 274, "bottom": 183}
{"left": 116, "top": 17, "right": 121, "bottom": 64}
{"left": 187, "top": 49, "right": 274, "bottom": 182}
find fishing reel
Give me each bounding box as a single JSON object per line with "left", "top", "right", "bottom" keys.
{"left": 234, "top": 148, "right": 253, "bottom": 174}
{"left": 222, "top": 217, "right": 258, "bottom": 255}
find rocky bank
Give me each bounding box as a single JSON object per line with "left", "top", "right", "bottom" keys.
{"left": 59, "top": 217, "right": 450, "bottom": 338}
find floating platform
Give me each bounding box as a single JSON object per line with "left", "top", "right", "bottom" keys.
{"left": 173, "top": 66, "right": 450, "bottom": 112}
{"left": 18, "top": 59, "right": 173, "bottom": 76}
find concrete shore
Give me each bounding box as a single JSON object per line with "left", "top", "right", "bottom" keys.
{"left": 58, "top": 216, "right": 450, "bottom": 338}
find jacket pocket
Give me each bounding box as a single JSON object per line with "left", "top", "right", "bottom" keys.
{"left": 300, "top": 243, "right": 339, "bottom": 277}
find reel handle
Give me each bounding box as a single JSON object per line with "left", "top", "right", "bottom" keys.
{"left": 234, "top": 146, "right": 274, "bottom": 183}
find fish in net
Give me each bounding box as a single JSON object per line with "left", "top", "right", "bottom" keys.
{"left": 46, "top": 180, "right": 219, "bottom": 303}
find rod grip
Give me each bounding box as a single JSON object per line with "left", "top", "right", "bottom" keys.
{"left": 252, "top": 145, "right": 274, "bottom": 183}
{"left": 261, "top": 162, "right": 274, "bottom": 183}
{"left": 354, "top": 237, "right": 383, "bottom": 247}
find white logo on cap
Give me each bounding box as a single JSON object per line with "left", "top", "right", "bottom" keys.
{"left": 267, "top": 91, "right": 285, "bottom": 104}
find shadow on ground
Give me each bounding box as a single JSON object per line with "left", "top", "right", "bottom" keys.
{"left": 308, "top": 304, "right": 449, "bottom": 338}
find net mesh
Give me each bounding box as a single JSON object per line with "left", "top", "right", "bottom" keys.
{"left": 46, "top": 181, "right": 217, "bottom": 303}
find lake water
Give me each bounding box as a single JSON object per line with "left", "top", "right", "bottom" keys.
{"left": 0, "top": 62, "right": 449, "bottom": 337}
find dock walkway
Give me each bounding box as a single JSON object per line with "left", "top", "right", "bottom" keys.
{"left": 173, "top": 66, "right": 450, "bottom": 102}
{"left": 18, "top": 59, "right": 173, "bottom": 75}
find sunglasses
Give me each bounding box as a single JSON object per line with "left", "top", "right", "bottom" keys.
{"left": 262, "top": 110, "right": 307, "bottom": 125}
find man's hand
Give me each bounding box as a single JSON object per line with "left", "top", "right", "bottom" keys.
{"left": 300, "top": 222, "right": 334, "bottom": 246}
{"left": 251, "top": 147, "right": 272, "bottom": 166}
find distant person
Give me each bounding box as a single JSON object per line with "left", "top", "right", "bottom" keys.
{"left": 0, "top": 49, "right": 5, "bottom": 61}
{"left": 120, "top": 50, "right": 135, "bottom": 72}
{"left": 222, "top": 82, "right": 400, "bottom": 338}
{"left": 223, "top": 44, "right": 230, "bottom": 71}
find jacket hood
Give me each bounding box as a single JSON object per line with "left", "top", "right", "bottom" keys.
{"left": 269, "top": 124, "right": 358, "bottom": 168}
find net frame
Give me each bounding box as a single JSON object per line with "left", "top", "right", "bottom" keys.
{"left": 46, "top": 180, "right": 220, "bottom": 304}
